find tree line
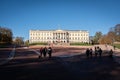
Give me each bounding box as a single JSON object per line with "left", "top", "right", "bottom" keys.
{"left": 92, "top": 24, "right": 120, "bottom": 44}
{"left": 0, "top": 26, "right": 26, "bottom": 46}
{"left": 0, "top": 24, "right": 120, "bottom": 46}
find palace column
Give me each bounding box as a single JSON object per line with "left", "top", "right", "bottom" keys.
{"left": 64, "top": 33, "right": 66, "bottom": 43}
{"left": 60, "top": 33, "right": 62, "bottom": 43}
{"left": 65, "top": 32, "right": 67, "bottom": 43}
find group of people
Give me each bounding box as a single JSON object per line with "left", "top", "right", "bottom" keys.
{"left": 86, "top": 46, "right": 114, "bottom": 58}
{"left": 86, "top": 46, "right": 103, "bottom": 58}
{"left": 39, "top": 47, "right": 52, "bottom": 58}
{"left": 38, "top": 46, "right": 114, "bottom": 59}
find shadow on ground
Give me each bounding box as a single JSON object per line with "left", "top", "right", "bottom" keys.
{"left": 0, "top": 52, "right": 120, "bottom": 80}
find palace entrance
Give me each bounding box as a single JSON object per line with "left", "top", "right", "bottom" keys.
{"left": 53, "top": 30, "right": 69, "bottom": 45}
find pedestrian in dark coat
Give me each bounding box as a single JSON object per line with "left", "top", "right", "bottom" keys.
{"left": 109, "top": 49, "right": 113, "bottom": 58}
{"left": 95, "top": 47, "right": 98, "bottom": 57}
{"left": 39, "top": 47, "right": 43, "bottom": 58}
{"left": 98, "top": 48, "right": 102, "bottom": 57}
{"left": 86, "top": 48, "right": 90, "bottom": 58}
{"left": 43, "top": 47, "right": 47, "bottom": 58}
{"left": 48, "top": 47, "right": 52, "bottom": 58}
{"left": 89, "top": 48, "right": 93, "bottom": 57}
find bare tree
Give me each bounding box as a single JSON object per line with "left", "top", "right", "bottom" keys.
{"left": 115, "top": 24, "right": 120, "bottom": 35}
{"left": 109, "top": 24, "right": 120, "bottom": 42}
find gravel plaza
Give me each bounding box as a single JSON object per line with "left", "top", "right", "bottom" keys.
{"left": 0, "top": 45, "right": 120, "bottom": 80}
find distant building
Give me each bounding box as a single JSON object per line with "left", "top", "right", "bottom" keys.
{"left": 29, "top": 29, "right": 89, "bottom": 44}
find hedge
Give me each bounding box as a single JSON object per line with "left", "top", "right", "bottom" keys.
{"left": 70, "top": 42, "right": 91, "bottom": 46}
{"left": 29, "top": 42, "right": 48, "bottom": 45}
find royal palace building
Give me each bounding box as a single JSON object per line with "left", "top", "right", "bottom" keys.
{"left": 29, "top": 29, "right": 89, "bottom": 44}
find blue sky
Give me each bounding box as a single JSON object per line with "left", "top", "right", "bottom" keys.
{"left": 0, "top": 0, "right": 120, "bottom": 40}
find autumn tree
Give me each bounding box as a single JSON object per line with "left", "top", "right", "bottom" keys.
{"left": 107, "top": 31, "right": 116, "bottom": 43}
{"left": 99, "top": 34, "right": 114, "bottom": 44}
{"left": 99, "top": 35, "right": 107, "bottom": 44}
{"left": 93, "top": 24, "right": 120, "bottom": 44}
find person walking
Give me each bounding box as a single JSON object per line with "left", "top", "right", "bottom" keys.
{"left": 43, "top": 47, "right": 47, "bottom": 58}
{"left": 89, "top": 48, "right": 93, "bottom": 57}
{"left": 95, "top": 47, "right": 98, "bottom": 57}
{"left": 86, "top": 48, "right": 90, "bottom": 58}
{"left": 98, "top": 48, "right": 102, "bottom": 57}
{"left": 109, "top": 49, "right": 113, "bottom": 58}
{"left": 39, "top": 47, "right": 43, "bottom": 58}
{"left": 48, "top": 47, "right": 52, "bottom": 58}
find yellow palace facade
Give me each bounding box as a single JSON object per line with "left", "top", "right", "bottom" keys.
{"left": 29, "top": 29, "right": 89, "bottom": 44}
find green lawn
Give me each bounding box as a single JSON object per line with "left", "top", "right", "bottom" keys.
{"left": 70, "top": 42, "right": 92, "bottom": 46}
{"left": 29, "top": 42, "right": 48, "bottom": 45}
{"left": 114, "top": 44, "right": 120, "bottom": 49}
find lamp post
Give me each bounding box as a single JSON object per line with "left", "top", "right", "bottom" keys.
{"left": 112, "top": 38, "right": 115, "bottom": 50}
